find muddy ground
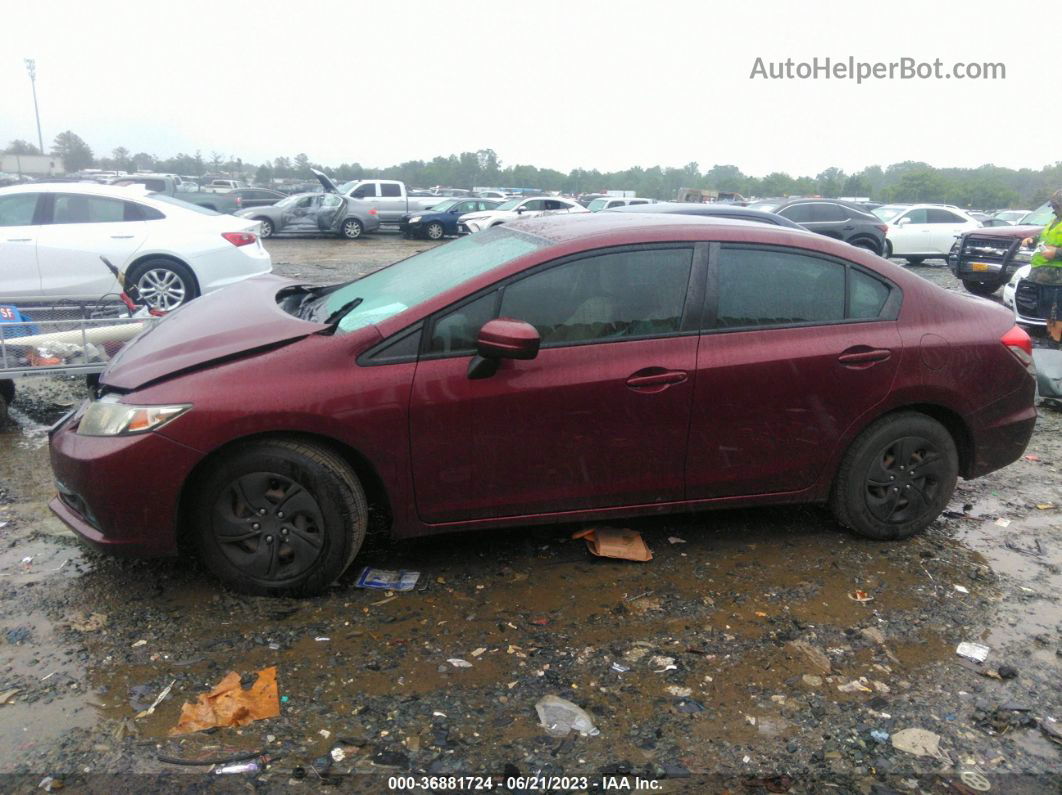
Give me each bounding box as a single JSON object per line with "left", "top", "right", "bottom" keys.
{"left": 0, "top": 231, "right": 1060, "bottom": 792}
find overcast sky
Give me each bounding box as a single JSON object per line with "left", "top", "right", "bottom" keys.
{"left": 1, "top": 0, "right": 1053, "bottom": 177}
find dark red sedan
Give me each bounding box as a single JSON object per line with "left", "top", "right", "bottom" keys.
{"left": 49, "top": 214, "right": 1037, "bottom": 595}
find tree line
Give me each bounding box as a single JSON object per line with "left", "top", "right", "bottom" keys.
{"left": 6, "top": 132, "right": 1061, "bottom": 209}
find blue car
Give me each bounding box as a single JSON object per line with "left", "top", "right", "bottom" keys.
{"left": 400, "top": 198, "right": 501, "bottom": 239}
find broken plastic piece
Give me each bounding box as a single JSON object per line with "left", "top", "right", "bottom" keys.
{"left": 355, "top": 568, "right": 420, "bottom": 591}
{"left": 447, "top": 658, "right": 472, "bottom": 668}
{"left": 169, "top": 667, "right": 280, "bottom": 736}
{"left": 956, "top": 642, "right": 990, "bottom": 663}
{"left": 848, "top": 590, "right": 874, "bottom": 603}
{"left": 535, "top": 695, "right": 599, "bottom": 738}
{"left": 572, "top": 527, "right": 652, "bottom": 562}
{"left": 891, "top": 727, "right": 948, "bottom": 761}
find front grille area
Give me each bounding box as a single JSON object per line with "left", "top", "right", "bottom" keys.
{"left": 960, "top": 235, "right": 1017, "bottom": 265}
{"left": 1015, "top": 281, "right": 1062, "bottom": 320}
{"left": 56, "top": 480, "right": 100, "bottom": 530}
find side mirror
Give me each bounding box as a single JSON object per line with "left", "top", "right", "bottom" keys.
{"left": 515, "top": 206, "right": 527, "bottom": 213}
{"left": 896, "top": 217, "right": 910, "bottom": 226}
{"left": 468, "top": 318, "right": 540, "bottom": 379}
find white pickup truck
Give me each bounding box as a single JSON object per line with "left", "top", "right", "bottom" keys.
{"left": 320, "top": 172, "right": 442, "bottom": 224}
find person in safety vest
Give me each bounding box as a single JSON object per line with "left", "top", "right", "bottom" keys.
{"left": 1023, "top": 189, "right": 1062, "bottom": 285}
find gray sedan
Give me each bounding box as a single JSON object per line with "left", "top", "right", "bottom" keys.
{"left": 234, "top": 192, "right": 380, "bottom": 240}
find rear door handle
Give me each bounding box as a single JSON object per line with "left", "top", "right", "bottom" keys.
{"left": 6, "top": 238, "right": 32, "bottom": 242}
{"left": 838, "top": 348, "right": 891, "bottom": 366}
{"left": 626, "top": 369, "right": 688, "bottom": 389}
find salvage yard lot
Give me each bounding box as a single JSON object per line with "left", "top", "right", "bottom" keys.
{"left": 0, "top": 233, "right": 1059, "bottom": 790}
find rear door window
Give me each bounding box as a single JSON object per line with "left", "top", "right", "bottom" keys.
{"left": 811, "top": 203, "right": 848, "bottom": 222}
{"left": 927, "top": 209, "right": 964, "bottom": 223}
{"left": 380, "top": 183, "right": 402, "bottom": 197}
{"left": 779, "top": 204, "right": 814, "bottom": 223}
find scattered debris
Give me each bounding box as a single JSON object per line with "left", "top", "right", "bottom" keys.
{"left": 169, "top": 667, "right": 280, "bottom": 736}
{"left": 994, "top": 518, "right": 1011, "bottom": 528}
{"left": 215, "top": 759, "right": 263, "bottom": 775}
{"left": 1041, "top": 719, "right": 1062, "bottom": 746}
{"left": 973, "top": 704, "right": 1037, "bottom": 735}
{"left": 610, "top": 662, "right": 630, "bottom": 673}
{"left": 786, "top": 640, "right": 832, "bottom": 674}
{"left": 355, "top": 568, "right": 421, "bottom": 591}
{"left": 956, "top": 642, "right": 991, "bottom": 663}
{"left": 667, "top": 536, "right": 687, "bottom": 544}
{"left": 446, "top": 658, "right": 473, "bottom": 668}
{"left": 130, "top": 640, "right": 147, "bottom": 648}
{"left": 848, "top": 590, "right": 874, "bottom": 603}
{"left": 572, "top": 527, "right": 652, "bottom": 562}
{"left": 959, "top": 771, "right": 992, "bottom": 792}
{"left": 0, "top": 688, "right": 19, "bottom": 705}
{"left": 954, "top": 584, "right": 970, "bottom": 594}
{"left": 891, "top": 728, "right": 949, "bottom": 762}
{"left": 1036, "top": 502, "right": 1055, "bottom": 510}
{"left": 534, "top": 695, "right": 599, "bottom": 738}
{"left": 1005, "top": 538, "right": 1044, "bottom": 557}
{"left": 870, "top": 729, "right": 890, "bottom": 743}
{"left": 837, "top": 679, "right": 872, "bottom": 693}
{"left": 67, "top": 612, "right": 108, "bottom": 633}
{"left": 665, "top": 685, "right": 692, "bottom": 698}
{"left": 650, "top": 655, "right": 677, "bottom": 672}
{"left": 135, "top": 680, "right": 175, "bottom": 719}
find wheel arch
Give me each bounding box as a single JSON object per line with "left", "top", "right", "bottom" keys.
{"left": 176, "top": 430, "right": 393, "bottom": 553}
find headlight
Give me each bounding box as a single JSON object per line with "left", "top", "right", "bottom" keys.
{"left": 77, "top": 396, "right": 191, "bottom": 436}
{"left": 408, "top": 216, "right": 422, "bottom": 224}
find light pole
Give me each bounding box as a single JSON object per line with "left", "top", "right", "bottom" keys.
{"left": 24, "top": 58, "right": 44, "bottom": 155}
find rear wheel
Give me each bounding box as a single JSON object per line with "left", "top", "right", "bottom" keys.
{"left": 905, "top": 257, "right": 925, "bottom": 266}
{"left": 830, "top": 412, "right": 958, "bottom": 541}
{"left": 340, "top": 218, "right": 364, "bottom": 240}
{"left": 191, "top": 439, "right": 367, "bottom": 596}
{"left": 0, "top": 380, "right": 14, "bottom": 425}
{"left": 256, "top": 218, "right": 274, "bottom": 238}
{"left": 127, "top": 258, "right": 198, "bottom": 310}
{"left": 851, "top": 238, "right": 881, "bottom": 255}
{"left": 425, "top": 221, "right": 445, "bottom": 240}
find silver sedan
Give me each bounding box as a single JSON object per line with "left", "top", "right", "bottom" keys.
{"left": 234, "top": 192, "right": 381, "bottom": 240}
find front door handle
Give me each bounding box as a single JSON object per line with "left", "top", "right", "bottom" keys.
{"left": 6, "top": 238, "right": 32, "bottom": 242}
{"left": 626, "top": 369, "right": 688, "bottom": 390}
{"left": 838, "top": 348, "right": 891, "bottom": 367}
{"left": 110, "top": 235, "right": 135, "bottom": 239}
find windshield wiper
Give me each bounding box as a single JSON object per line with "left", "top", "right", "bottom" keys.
{"left": 323, "top": 297, "right": 363, "bottom": 326}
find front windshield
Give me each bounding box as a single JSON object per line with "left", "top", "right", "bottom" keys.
{"left": 338, "top": 180, "right": 356, "bottom": 194}
{"left": 427, "top": 198, "right": 458, "bottom": 213}
{"left": 1021, "top": 203, "right": 1056, "bottom": 226}
{"left": 588, "top": 198, "right": 610, "bottom": 211}
{"left": 494, "top": 198, "right": 523, "bottom": 211}
{"left": 749, "top": 202, "right": 779, "bottom": 212}
{"left": 873, "top": 206, "right": 906, "bottom": 222}
{"left": 323, "top": 227, "right": 549, "bottom": 333}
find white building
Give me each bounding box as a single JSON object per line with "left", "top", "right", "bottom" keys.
{"left": 1, "top": 153, "right": 63, "bottom": 177}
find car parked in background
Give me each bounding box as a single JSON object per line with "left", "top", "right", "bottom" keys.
{"left": 231, "top": 188, "right": 287, "bottom": 209}
{"left": 605, "top": 202, "right": 804, "bottom": 228}
{"left": 109, "top": 175, "right": 244, "bottom": 214}
{"left": 476, "top": 190, "right": 509, "bottom": 201}
{"left": 47, "top": 213, "right": 1036, "bottom": 595}
{"left": 202, "top": 179, "right": 246, "bottom": 193}
{"left": 0, "top": 182, "right": 270, "bottom": 309}
{"left": 873, "top": 204, "right": 981, "bottom": 263}
{"left": 400, "top": 198, "right": 502, "bottom": 239}
{"left": 329, "top": 172, "right": 442, "bottom": 224}
{"left": 587, "top": 196, "right": 656, "bottom": 211}
{"left": 459, "top": 196, "right": 587, "bottom": 233}
{"left": 234, "top": 190, "right": 380, "bottom": 239}
{"left": 992, "top": 210, "right": 1031, "bottom": 225}
{"left": 947, "top": 203, "right": 1054, "bottom": 295}
{"left": 768, "top": 199, "right": 887, "bottom": 255}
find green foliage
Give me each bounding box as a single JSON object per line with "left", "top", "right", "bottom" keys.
{"left": 4, "top": 140, "right": 40, "bottom": 155}
{"left": 50, "top": 131, "right": 94, "bottom": 171}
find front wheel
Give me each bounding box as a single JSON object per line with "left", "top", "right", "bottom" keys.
{"left": 340, "top": 218, "right": 364, "bottom": 240}
{"left": 256, "top": 218, "right": 275, "bottom": 238}
{"left": 128, "top": 259, "right": 198, "bottom": 310}
{"left": 851, "top": 238, "right": 881, "bottom": 256}
{"left": 191, "top": 439, "right": 367, "bottom": 596}
{"left": 830, "top": 412, "right": 958, "bottom": 541}
{"left": 425, "top": 222, "right": 445, "bottom": 240}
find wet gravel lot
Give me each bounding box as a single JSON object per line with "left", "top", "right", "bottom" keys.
{"left": 1, "top": 230, "right": 1060, "bottom": 792}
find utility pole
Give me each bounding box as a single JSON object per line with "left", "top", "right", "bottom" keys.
{"left": 24, "top": 58, "right": 44, "bottom": 155}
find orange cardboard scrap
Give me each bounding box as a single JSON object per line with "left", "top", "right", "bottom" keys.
{"left": 573, "top": 527, "right": 653, "bottom": 562}
{"left": 169, "top": 666, "right": 280, "bottom": 736}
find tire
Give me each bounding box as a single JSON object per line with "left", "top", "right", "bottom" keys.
{"left": 340, "top": 218, "right": 364, "bottom": 240}
{"left": 191, "top": 439, "right": 367, "bottom": 596}
{"left": 851, "top": 238, "right": 881, "bottom": 256}
{"left": 962, "top": 279, "right": 1004, "bottom": 297}
{"left": 884, "top": 240, "right": 893, "bottom": 259}
{"left": 425, "top": 222, "right": 445, "bottom": 240}
{"left": 256, "top": 218, "right": 274, "bottom": 238}
{"left": 830, "top": 412, "right": 958, "bottom": 541}
{"left": 0, "top": 379, "right": 13, "bottom": 425}
{"left": 127, "top": 258, "right": 199, "bottom": 311}
{"left": 905, "top": 257, "right": 925, "bottom": 266}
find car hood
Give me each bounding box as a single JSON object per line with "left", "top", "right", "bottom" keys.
{"left": 101, "top": 275, "right": 327, "bottom": 390}
{"left": 461, "top": 210, "right": 514, "bottom": 221}
{"left": 311, "top": 168, "right": 339, "bottom": 194}
{"left": 964, "top": 223, "right": 1043, "bottom": 239}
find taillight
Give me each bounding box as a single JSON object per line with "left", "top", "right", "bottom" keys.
{"left": 235, "top": 196, "right": 243, "bottom": 208}
{"left": 368, "top": 208, "right": 378, "bottom": 215}
{"left": 1001, "top": 324, "right": 1035, "bottom": 374}
{"left": 876, "top": 224, "right": 887, "bottom": 233}
{"left": 222, "top": 231, "right": 257, "bottom": 247}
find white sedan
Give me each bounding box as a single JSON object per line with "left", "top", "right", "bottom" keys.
{"left": 873, "top": 204, "right": 981, "bottom": 264}
{"left": 459, "top": 196, "right": 587, "bottom": 233}
{"left": 0, "top": 183, "right": 271, "bottom": 310}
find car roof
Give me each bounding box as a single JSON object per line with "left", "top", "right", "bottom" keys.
{"left": 605, "top": 201, "right": 804, "bottom": 229}
{"left": 0, "top": 181, "right": 168, "bottom": 199}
